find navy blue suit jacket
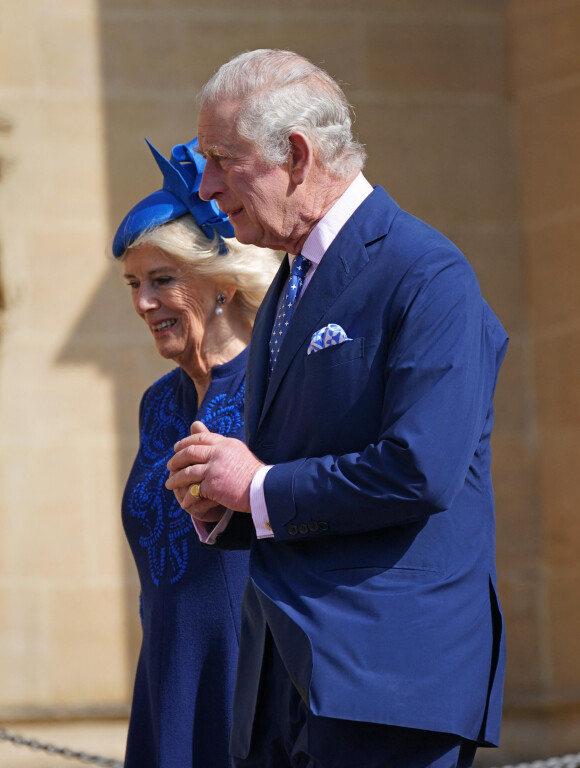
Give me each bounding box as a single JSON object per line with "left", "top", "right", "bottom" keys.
{"left": 225, "top": 186, "right": 508, "bottom": 757}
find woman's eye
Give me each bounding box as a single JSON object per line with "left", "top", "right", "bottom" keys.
{"left": 153, "top": 276, "right": 172, "bottom": 287}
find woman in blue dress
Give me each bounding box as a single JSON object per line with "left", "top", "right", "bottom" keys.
{"left": 112, "top": 138, "right": 280, "bottom": 767}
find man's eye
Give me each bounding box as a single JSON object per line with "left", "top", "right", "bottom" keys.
{"left": 210, "top": 153, "right": 231, "bottom": 167}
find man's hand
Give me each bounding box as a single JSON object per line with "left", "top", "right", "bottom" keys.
{"left": 165, "top": 421, "right": 265, "bottom": 521}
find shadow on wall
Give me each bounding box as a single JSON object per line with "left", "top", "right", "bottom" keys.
{"left": 56, "top": 263, "right": 171, "bottom": 675}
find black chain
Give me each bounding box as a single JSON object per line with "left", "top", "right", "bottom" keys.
{"left": 0, "top": 726, "right": 124, "bottom": 767}
{"left": 2, "top": 724, "right": 579, "bottom": 768}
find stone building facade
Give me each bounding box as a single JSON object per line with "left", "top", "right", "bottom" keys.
{"left": 0, "top": 0, "right": 578, "bottom": 763}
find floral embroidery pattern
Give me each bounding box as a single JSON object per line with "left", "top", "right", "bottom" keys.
{"left": 201, "top": 383, "right": 245, "bottom": 437}
{"left": 127, "top": 369, "right": 245, "bottom": 585}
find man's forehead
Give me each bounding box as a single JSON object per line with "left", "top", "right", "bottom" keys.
{"left": 197, "top": 100, "right": 240, "bottom": 146}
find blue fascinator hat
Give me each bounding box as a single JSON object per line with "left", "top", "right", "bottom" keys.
{"left": 112, "top": 137, "right": 234, "bottom": 258}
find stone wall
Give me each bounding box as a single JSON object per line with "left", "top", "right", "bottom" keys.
{"left": 495, "top": 0, "right": 580, "bottom": 761}
{"left": 0, "top": 0, "right": 578, "bottom": 761}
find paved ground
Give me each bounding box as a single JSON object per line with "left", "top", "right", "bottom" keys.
{"left": 0, "top": 720, "right": 128, "bottom": 768}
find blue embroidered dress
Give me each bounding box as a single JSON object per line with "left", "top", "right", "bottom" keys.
{"left": 122, "top": 349, "right": 250, "bottom": 768}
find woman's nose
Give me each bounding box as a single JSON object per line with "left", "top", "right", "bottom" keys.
{"left": 135, "top": 286, "right": 159, "bottom": 313}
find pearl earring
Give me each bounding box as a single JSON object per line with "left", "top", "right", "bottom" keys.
{"left": 216, "top": 294, "right": 226, "bottom": 316}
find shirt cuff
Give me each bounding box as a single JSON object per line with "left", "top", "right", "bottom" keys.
{"left": 191, "top": 508, "right": 234, "bottom": 545}
{"left": 250, "top": 465, "right": 274, "bottom": 539}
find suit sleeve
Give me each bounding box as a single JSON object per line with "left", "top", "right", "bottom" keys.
{"left": 263, "top": 248, "right": 508, "bottom": 540}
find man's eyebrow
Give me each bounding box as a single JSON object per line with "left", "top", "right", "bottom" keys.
{"left": 197, "top": 145, "right": 231, "bottom": 161}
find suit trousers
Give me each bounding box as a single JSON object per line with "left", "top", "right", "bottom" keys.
{"left": 232, "top": 628, "right": 479, "bottom": 768}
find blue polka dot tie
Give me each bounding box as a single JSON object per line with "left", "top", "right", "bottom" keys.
{"left": 269, "top": 254, "right": 312, "bottom": 377}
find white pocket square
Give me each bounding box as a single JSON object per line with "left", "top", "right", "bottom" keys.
{"left": 307, "top": 324, "right": 352, "bottom": 355}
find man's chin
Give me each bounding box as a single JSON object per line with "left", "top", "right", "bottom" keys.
{"left": 232, "top": 225, "right": 277, "bottom": 251}
{"left": 231, "top": 225, "right": 255, "bottom": 246}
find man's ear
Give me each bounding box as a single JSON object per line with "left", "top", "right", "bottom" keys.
{"left": 288, "top": 132, "right": 313, "bottom": 185}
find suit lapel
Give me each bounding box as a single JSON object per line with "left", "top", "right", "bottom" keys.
{"left": 258, "top": 229, "right": 369, "bottom": 430}
{"left": 245, "top": 257, "right": 288, "bottom": 444}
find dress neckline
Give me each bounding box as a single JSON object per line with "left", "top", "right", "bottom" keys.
{"left": 177, "top": 345, "right": 248, "bottom": 394}
{"left": 208, "top": 345, "right": 249, "bottom": 380}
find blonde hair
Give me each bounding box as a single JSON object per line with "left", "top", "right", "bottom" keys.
{"left": 121, "top": 214, "right": 281, "bottom": 327}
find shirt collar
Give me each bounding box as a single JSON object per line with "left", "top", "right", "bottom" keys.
{"left": 299, "top": 173, "right": 373, "bottom": 267}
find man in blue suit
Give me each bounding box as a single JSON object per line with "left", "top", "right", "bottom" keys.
{"left": 166, "top": 49, "right": 508, "bottom": 768}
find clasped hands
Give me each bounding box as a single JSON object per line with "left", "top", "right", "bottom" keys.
{"left": 165, "top": 421, "right": 264, "bottom": 523}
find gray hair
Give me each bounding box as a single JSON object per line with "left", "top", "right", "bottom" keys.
{"left": 120, "top": 215, "right": 281, "bottom": 327}
{"left": 199, "top": 49, "right": 366, "bottom": 178}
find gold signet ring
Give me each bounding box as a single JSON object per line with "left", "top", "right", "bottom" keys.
{"left": 189, "top": 483, "right": 203, "bottom": 499}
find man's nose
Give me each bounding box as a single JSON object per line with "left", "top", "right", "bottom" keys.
{"left": 199, "top": 159, "right": 221, "bottom": 202}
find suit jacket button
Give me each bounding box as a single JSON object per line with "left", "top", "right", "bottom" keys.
{"left": 308, "top": 521, "right": 319, "bottom": 532}
{"left": 287, "top": 524, "right": 298, "bottom": 536}
{"left": 298, "top": 523, "right": 309, "bottom": 534}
